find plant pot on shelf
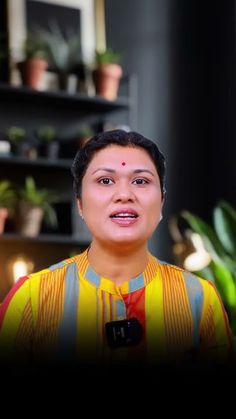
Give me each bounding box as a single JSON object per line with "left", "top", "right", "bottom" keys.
{"left": 0, "top": 180, "right": 16, "bottom": 233}
{"left": 0, "top": 208, "right": 9, "bottom": 234}
{"left": 36, "top": 126, "right": 59, "bottom": 160}
{"left": 15, "top": 202, "right": 44, "bottom": 237}
{"left": 40, "top": 141, "right": 59, "bottom": 160}
{"left": 17, "top": 58, "right": 48, "bottom": 89}
{"left": 93, "top": 63, "right": 123, "bottom": 101}
{"left": 15, "top": 176, "right": 58, "bottom": 237}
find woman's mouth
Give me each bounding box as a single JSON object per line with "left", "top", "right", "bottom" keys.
{"left": 109, "top": 212, "right": 139, "bottom": 226}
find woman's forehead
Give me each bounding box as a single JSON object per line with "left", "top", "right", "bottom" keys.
{"left": 87, "top": 145, "right": 156, "bottom": 168}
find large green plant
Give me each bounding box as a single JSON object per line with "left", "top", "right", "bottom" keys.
{"left": 19, "top": 176, "right": 58, "bottom": 228}
{"left": 182, "top": 200, "right": 236, "bottom": 333}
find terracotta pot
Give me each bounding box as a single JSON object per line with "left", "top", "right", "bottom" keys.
{"left": 93, "top": 63, "right": 123, "bottom": 101}
{"left": 0, "top": 207, "right": 9, "bottom": 234}
{"left": 18, "top": 58, "right": 48, "bottom": 89}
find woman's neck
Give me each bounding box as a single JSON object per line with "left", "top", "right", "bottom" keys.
{"left": 87, "top": 241, "right": 149, "bottom": 286}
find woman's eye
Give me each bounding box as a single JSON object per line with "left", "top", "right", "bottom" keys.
{"left": 133, "top": 178, "right": 149, "bottom": 185}
{"left": 98, "top": 178, "right": 114, "bottom": 185}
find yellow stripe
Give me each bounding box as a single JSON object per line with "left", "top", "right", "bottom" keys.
{"left": 96, "top": 288, "right": 105, "bottom": 360}
{"left": 161, "top": 265, "right": 193, "bottom": 355}
{"left": 145, "top": 270, "right": 166, "bottom": 363}
{"left": 29, "top": 271, "right": 44, "bottom": 325}
{"left": 75, "top": 249, "right": 89, "bottom": 276}
{"left": 16, "top": 300, "right": 33, "bottom": 348}
{"left": 144, "top": 253, "right": 159, "bottom": 285}
{"left": 200, "top": 281, "right": 230, "bottom": 346}
{"left": 34, "top": 268, "right": 65, "bottom": 349}
{"left": 76, "top": 274, "right": 98, "bottom": 362}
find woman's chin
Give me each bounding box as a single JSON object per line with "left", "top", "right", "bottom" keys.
{"left": 106, "top": 234, "right": 147, "bottom": 248}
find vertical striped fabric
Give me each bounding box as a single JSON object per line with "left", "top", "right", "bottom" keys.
{"left": 0, "top": 248, "right": 232, "bottom": 365}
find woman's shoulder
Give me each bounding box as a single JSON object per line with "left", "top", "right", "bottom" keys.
{"left": 24, "top": 255, "right": 80, "bottom": 289}
{"left": 156, "top": 257, "right": 211, "bottom": 290}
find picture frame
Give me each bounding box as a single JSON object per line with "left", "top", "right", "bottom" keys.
{"left": 7, "top": 0, "right": 101, "bottom": 88}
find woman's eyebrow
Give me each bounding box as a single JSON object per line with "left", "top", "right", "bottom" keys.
{"left": 92, "top": 168, "right": 115, "bottom": 175}
{"left": 133, "top": 169, "right": 155, "bottom": 176}
{"left": 92, "top": 168, "right": 155, "bottom": 176}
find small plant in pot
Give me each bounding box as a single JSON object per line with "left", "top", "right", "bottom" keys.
{"left": 17, "top": 32, "right": 48, "bottom": 89}
{"left": 0, "top": 180, "right": 16, "bottom": 234}
{"left": 5, "top": 126, "right": 29, "bottom": 157}
{"left": 36, "top": 125, "right": 59, "bottom": 160}
{"left": 93, "top": 48, "right": 123, "bottom": 101}
{"left": 15, "top": 176, "right": 58, "bottom": 237}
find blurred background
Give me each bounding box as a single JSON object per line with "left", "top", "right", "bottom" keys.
{"left": 0, "top": 0, "right": 236, "bottom": 323}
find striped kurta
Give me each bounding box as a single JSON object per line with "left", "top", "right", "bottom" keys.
{"left": 0, "top": 248, "right": 232, "bottom": 366}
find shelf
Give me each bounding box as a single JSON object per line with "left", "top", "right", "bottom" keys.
{"left": 0, "top": 156, "right": 72, "bottom": 169}
{"left": 0, "top": 83, "right": 130, "bottom": 113}
{"left": 0, "top": 233, "right": 90, "bottom": 246}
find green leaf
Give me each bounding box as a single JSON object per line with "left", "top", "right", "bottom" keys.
{"left": 43, "top": 202, "right": 58, "bottom": 228}
{"left": 211, "top": 261, "right": 236, "bottom": 309}
{"left": 214, "top": 201, "right": 236, "bottom": 257}
{"left": 0, "top": 180, "right": 16, "bottom": 212}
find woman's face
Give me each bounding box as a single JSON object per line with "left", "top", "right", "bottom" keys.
{"left": 78, "top": 145, "right": 164, "bottom": 249}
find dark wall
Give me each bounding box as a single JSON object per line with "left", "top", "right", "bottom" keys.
{"left": 105, "top": 0, "right": 236, "bottom": 261}
{"left": 0, "top": 0, "right": 9, "bottom": 82}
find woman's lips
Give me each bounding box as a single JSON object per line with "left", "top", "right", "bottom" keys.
{"left": 110, "top": 217, "right": 139, "bottom": 226}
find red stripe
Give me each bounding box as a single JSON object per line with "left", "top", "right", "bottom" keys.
{"left": 123, "top": 289, "right": 146, "bottom": 360}
{"left": 0, "top": 276, "right": 29, "bottom": 330}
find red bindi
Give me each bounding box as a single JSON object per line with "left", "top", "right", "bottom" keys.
{"left": 121, "top": 162, "right": 126, "bottom": 166}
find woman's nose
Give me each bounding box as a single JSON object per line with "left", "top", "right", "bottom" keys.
{"left": 113, "top": 184, "right": 135, "bottom": 202}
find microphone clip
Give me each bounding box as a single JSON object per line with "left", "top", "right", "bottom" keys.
{"left": 105, "top": 317, "right": 143, "bottom": 349}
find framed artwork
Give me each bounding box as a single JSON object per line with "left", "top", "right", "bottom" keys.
{"left": 7, "top": 0, "right": 104, "bottom": 87}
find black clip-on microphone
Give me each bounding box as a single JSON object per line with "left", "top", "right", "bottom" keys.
{"left": 105, "top": 317, "right": 143, "bottom": 349}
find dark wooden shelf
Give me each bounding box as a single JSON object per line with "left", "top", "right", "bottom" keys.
{"left": 0, "top": 83, "right": 130, "bottom": 113}
{"left": 0, "top": 155, "right": 72, "bottom": 169}
{"left": 0, "top": 233, "right": 90, "bottom": 246}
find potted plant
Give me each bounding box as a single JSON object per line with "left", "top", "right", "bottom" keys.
{"left": 17, "top": 32, "right": 48, "bottom": 89}
{"left": 15, "top": 176, "right": 58, "bottom": 237}
{"left": 36, "top": 22, "right": 82, "bottom": 91}
{"left": 0, "top": 180, "right": 16, "bottom": 234}
{"left": 93, "top": 48, "right": 123, "bottom": 100}
{"left": 5, "top": 126, "right": 28, "bottom": 157}
{"left": 176, "top": 201, "right": 236, "bottom": 334}
{"left": 36, "top": 125, "right": 59, "bottom": 160}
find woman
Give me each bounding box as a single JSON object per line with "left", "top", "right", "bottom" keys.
{"left": 0, "top": 130, "right": 232, "bottom": 367}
